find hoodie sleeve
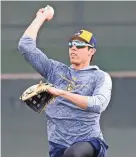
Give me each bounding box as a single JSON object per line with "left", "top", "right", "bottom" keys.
{"left": 87, "top": 72, "right": 112, "bottom": 113}
{"left": 18, "top": 35, "right": 60, "bottom": 81}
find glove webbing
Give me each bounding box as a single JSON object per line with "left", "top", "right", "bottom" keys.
{"left": 24, "top": 92, "right": 53, "bottom": 113}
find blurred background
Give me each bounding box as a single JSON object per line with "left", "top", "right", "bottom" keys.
{"left": 1, "top": 1, "right": 136, "bottom": 157}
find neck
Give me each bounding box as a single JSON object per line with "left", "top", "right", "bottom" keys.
{"left": 72, "top": 62, "right": 90, "bottom": 70}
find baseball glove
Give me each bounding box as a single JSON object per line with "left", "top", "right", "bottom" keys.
{"left": 20, "top": 80, "right": 54, "bottom": 113}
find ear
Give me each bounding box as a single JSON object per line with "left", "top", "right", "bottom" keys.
{"left": 92, "top": 48, "right": 96, "bottom": 55}
{"left": 88, "top": 48, "right": 96, "bottom": 56}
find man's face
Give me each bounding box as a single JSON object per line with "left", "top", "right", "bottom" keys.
{"left": 69, "top": 40, "right": 95, "bottom": 65}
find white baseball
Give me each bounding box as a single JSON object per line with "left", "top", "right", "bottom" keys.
{"left": 44, "top": 5, "right": 54, "bottom": 17}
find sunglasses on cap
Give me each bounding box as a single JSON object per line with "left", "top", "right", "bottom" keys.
{"left": 68, "top": 40, "right": 93, "bottom": 49}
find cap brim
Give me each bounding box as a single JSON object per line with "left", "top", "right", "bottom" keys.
{"left": 69, "top": 35, "right": 88, "bottom": 43}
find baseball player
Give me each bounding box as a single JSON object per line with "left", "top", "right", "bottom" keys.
{"left": 18, "top": 6, "right": 112, "bottom": 157}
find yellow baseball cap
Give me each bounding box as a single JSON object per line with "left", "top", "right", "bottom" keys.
{"left": 70, "top": 29, "right": 97, "bottom": 48}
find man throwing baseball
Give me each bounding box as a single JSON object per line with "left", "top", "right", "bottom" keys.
{"left": 18, "top": 5, "right": 112, "bottom": 157}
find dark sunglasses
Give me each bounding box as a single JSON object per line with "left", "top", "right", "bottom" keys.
{"left": 68, "top": 40, "right": 93, "bottom": 49}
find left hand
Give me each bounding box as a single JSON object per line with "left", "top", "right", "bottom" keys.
{"left": 47, "top": 87, "right": 63, "bottom": 96}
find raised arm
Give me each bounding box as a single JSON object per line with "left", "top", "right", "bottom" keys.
{"left": 18, "top": 6, "right": 58, "bottom": 80}
{"left": 22, "top": 6, "right": 54, "bottom": 40}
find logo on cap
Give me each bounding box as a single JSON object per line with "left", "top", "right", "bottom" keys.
{"left": 75, "top": 30, "right": 83, "bottom": 36}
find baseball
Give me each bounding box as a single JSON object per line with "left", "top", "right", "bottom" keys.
{"left": 44, "top": 5, "right": 54, "bottom": 20}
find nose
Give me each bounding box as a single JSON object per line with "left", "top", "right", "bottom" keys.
{"left": 71, "top": 45, "right": 77, "bottom": 50}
